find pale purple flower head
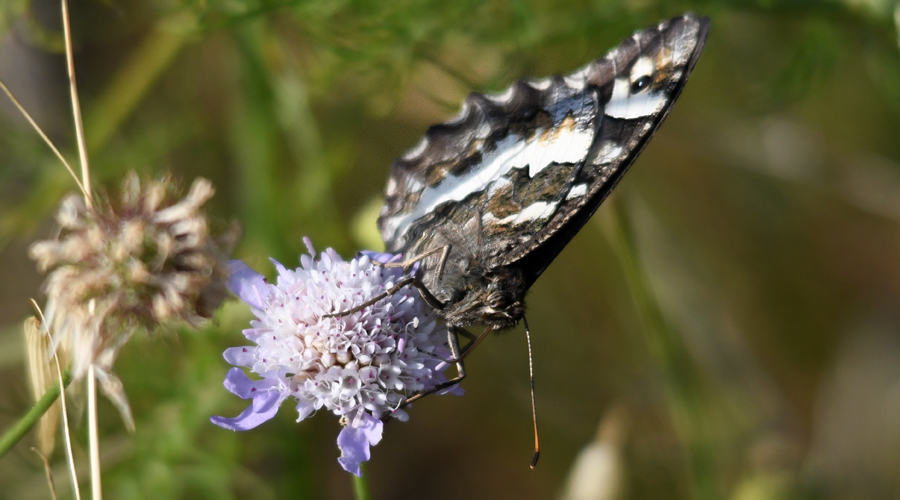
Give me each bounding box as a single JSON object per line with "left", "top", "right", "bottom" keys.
{"left": 212, "top": 238, "right": 461, "bottom": 476}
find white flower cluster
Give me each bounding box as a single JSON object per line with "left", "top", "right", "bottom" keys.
{"left": 215, "top": 240, "right": 456, "bottom": 432}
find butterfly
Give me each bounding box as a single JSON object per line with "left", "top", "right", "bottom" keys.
{"left": 344, "top": 14, "right": 709, "bottom": 403}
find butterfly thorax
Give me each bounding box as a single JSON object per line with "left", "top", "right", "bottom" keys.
{"left": 433, "top": 264, "right": 527, "bottom": 331}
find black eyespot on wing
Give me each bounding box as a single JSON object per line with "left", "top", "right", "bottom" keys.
{"left": 630, "top": 75, "right": 652, "bottom": 93}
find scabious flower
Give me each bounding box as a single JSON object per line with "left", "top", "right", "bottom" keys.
{"left": 212, "top": 239, "right": 462, "bottom": 476}
{"left": 29, "top": 172, "right": 234, "bottom": 429}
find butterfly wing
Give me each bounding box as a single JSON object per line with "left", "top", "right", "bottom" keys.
{"left": 378, "top": 14, "right": 709, "bottom": 286}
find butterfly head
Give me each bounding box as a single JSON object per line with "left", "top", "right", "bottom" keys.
{"left": 439, "top": 266, "right": 527, "bottom": 331}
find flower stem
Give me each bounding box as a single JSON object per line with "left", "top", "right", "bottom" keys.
{"left": 0, "top": 368, "right": 72, "bottom": 458}
{"left": 55, "top": 355, "right": 81, "bottom": 500}
{"left": 603, "top": 202, "right": 723, "bottom": 500}
{"left": 88, "top": 366, "right": 102, "bottom": 500}
{"left": 352, "top": 464, "right": 371, "bottom": 500}
{"left": 61, "top": 0, "right": 92, "bottom": 208}
{"left": 0, "top": 78, "right": 87, "bottom": 198}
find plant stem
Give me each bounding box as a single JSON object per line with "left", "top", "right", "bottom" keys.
{"left": 55, "top": 356, "right": 81, "bottom": 500}
{"left": 603, "top": 202, "right": 722, "bottom": 500}
{"left": 60, "top": 0, "right": 92, "bottom": 208}
{"left": 0, "top": 368, "right": 72, "bottom": 458}
{"left": 88, "top": 366, "right": 101, "bottom": 500}
{"left": 0, "top": 78, "right": 87, "bottom": 198}
{"left": 352, "top": 464, "right": 371, "bottom": 500}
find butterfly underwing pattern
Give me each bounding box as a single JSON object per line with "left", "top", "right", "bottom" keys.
{"left": 377, "top": 14, "right": 709, "bottom": 339}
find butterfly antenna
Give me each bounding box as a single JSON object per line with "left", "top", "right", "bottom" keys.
{"left": 524, "top": 316, "right": 540, "bottom": 468}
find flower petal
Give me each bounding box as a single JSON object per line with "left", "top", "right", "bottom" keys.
{"left": 222, "top": 367, "right": 277, "bottom": 399}
{"left": 229, "top": 260, "right": 268, "bottom": 310}
{"left": 252, "top": 388, "right": 285, "bottom": 414}
{"left": 358, "top": 412, "right": 383, "bottom": 447}
{"left": 440, "top": 384, "right": 465, "bottom": 397}
{"left": 93, "top": 367, "right": 135, "bottom": 433}
{"left": 223, "top": 346, "right": 256, "bottom": 367}
{"left": 359, "top": 250, "right": 400, "bottom": 265}
{"left": 269, "top": 258, "right": 288, "bottom": 277}
{"left": 295, "top": 396, "right": 316, "bottom": 422}
{"left": 210, "top": 391, "right": 286, "bottom": 431}
{"left": 359, "top": 250, "right": 421, "bottom": 275}
{"left": 337, "top": 411, "right": 383, "bottom": 477}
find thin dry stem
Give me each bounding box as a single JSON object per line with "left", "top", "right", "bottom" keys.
{"left": 0, "top": 78, "right": 88, "bottom": 198}
{"left": 61, "top": 3, "right": 99, "bottom": 493}
{"left": 43, "top": 308, "right": 82, "bottom": 500}
{"left": 34, "top": 302, "right": 82, "bottom": 500}
{"left": 87, "top": 365, "right": 101, "bottom": 500}
{"left": 61, "top": 0, "right": 92, "bottom": 208}
{"left": 31, "top": 447, "right": 59, "bottom": 500}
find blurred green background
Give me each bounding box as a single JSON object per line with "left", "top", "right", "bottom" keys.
{"left": 2, "top": 0, "right": 900, "bottom": 498}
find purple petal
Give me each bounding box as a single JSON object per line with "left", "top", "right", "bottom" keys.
{"left": 359, "top": 250, "right": 420, "bottom": 275}
{"left": 223, "top": 347, "right": 256, "bottom": 367}
{"left": 431, "top": 372, "right": 465, "bottom": 396}
{"left": 360, "top": 250, "right": 400, "bottom": 265}
{"left": 229, "top": 260, "right": 268, "bottom": 310}
{"left": 337, "top": 412, "right": 383, "bottom": 477}
{"left": 251, "top": 388, "right": 285, "bottom": 414}
{"left": 440, "top": 384, "right": 465, "bottom": 397}
{"left": 357, "top": 412, "right": 383, "bottom": 447}
{"left": 222, "top": 367, "right": 277, "bottom": 399}
{"left": 269, "top": 258, "right": 288, "bottom": 277}
{"left": 210, "top": 391, "right": 286, "bottom": 431}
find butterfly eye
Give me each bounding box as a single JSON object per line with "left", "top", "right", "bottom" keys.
{"left": 630, "top": 75, "right": 653, "bottom": 93}
{"left": 488, "top": 292, "right": 511, "bottom": 311}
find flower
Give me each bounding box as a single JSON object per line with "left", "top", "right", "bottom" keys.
{"left": 212, "top": 239, "right": 462, "bottom": 476}
{"left": 29, "top": 173, "right": 235, "bottom": 429}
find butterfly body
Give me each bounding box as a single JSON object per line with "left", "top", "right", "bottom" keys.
{"left": 432, "top": 260, "right": 527, "bottom": 330}
{"left": 377, "top": 14, "right": 710, "bottom": 336}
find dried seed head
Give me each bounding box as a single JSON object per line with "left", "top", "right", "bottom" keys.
{"left": 29, "top": 172, "right": 236, "bottom": 427}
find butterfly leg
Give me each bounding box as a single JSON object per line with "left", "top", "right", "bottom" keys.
{"left": 378, "top": 245, "right": 448, "bottom": 271}
{"left": 373, "top": 245, "right": 452, "bottom": 286}
{"left": 323, "top": 276, "right": 445, "bottom": 318}
{"left": 401, "top": 326, "right": 466, "bottom": 407}
{"left": 456, "top": 326, "right": 478, "bottom": 343}
{"left": 421, "top": 325, "right": 491, "bottom": 364}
